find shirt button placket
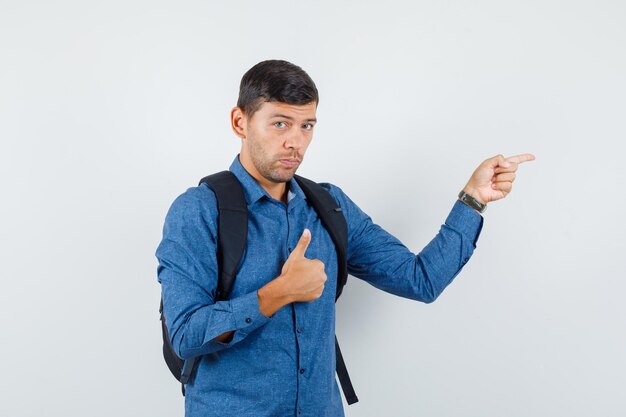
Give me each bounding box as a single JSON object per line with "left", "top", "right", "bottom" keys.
{"left": 287, "top": 208, "right": 304, "bottom": 417}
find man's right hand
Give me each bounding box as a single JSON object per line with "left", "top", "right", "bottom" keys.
{"left": 256, "top": 228, "right": 327, "bottom": 319}
{"left": 279, "top": 228, "right": 327, "bottom": 303}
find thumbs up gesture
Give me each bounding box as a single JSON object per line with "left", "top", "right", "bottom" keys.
{"left": 279, "top": 228, "right": 328, "bottom": 303}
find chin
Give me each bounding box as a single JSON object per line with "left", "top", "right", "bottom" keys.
{"left": 265, "top": 172, "right": 293, "bottom": 183}
{"left": 270, "top": 166, "right": 299, "bottom": 181}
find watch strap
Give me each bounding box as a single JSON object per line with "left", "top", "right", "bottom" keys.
{"left": 458, "top": 190, "right": 487, "bottom": 213}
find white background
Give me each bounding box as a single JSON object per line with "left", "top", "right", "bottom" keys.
{"left": 1, "top": 1, "right": 625, "bottom": 416}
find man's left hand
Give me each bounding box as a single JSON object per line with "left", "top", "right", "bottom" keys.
{"left": 462, "top": 153, "right": 536, "bottom": 205}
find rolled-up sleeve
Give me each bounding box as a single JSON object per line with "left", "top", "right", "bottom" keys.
{"left": 155, "top": 185, "right": 271, "bottom": 360}
{"left": 323, "top": 183, "right": 484, "bottom": 303}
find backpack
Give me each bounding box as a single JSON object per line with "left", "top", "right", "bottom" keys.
{"left": 159, "top": 170, "right": 359, "bottom": 405}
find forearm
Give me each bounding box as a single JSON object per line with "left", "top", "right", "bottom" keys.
{"left": 164, "top": 272, "right": 296, "bottom": 359}
{"left": 257, "top": 274, "right": 293, "bottom": 318}
{"left": 412, "top": 201, "right": 482, "bottom": 301}
{"left": 161, "top": 270, "right": 272, "bottom": 359}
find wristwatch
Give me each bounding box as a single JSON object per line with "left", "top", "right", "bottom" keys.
{"left": 458, "top": 190, "right": 487, "bottom": 213}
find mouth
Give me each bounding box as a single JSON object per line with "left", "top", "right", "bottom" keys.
{"left": 278, "top": 158, "right": 300, "bottom": 168}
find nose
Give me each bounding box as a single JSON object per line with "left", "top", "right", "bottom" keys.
{"left": 283, "top": 130, "right": 307, "bottom": 151}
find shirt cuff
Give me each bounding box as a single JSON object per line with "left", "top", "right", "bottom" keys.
{"left": 445, "top": 199, "right": 484, "bottom": 248}
{"left": 229, "top": 289, "right": 272, "bottom": 337}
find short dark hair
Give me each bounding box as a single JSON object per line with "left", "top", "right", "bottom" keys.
{"left": 237, "top": 59, "right": 319, "bottom": 120}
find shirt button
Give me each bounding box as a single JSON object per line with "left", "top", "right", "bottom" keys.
{"left": 297, "top": 327, "right": 303, "bottom": 334}
{"left": 299, "top": 368, "right": 305, "bottom": 374}
{"left": 298, "top": 408, "right": 302, "bottom": 415}
{"left": 245, "top": 317, "right": 252, "bottom": 324}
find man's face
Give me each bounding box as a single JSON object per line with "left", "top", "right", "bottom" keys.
{"left": 238, "top": 100, "right": 317, "bottom": 184}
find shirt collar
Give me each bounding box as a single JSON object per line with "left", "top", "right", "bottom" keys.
{"left": 228, "top": 154, "right": 307, "bottom": 206}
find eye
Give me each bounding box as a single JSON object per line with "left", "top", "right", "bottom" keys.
{"left": 274, "top": 121, "right": 287, "bottom": 128}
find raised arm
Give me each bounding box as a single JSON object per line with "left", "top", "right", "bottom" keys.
{"left": 321, "top": 152, "right": 535, "bottom": 303}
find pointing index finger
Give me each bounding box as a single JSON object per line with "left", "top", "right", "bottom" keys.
{"left": 506, "top": 153, "right": 536, "bottom": 164}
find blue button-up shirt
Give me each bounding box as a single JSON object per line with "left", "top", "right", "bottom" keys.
{"left": 155, "top": 154, "right": 484, "bottom": 417}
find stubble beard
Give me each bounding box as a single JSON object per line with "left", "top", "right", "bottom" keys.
{"left": 247, "top": 135, "right": 301, "bottom": 184}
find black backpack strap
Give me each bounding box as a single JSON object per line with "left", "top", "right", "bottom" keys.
{"left": 293, "top": 175, "right": 358, "bottom": 405}
{"left": 199, "top": 171, "right": 248, "bottom": 302}
{"left": 335, "top": 335, "right": 359, "bottom": 405}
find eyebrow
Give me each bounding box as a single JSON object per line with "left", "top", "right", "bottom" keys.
{"left": 269, "top": 113, "right": 317, "bottom": 123}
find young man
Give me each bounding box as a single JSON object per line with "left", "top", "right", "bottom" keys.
{"left": 155, "top": 59, "right": 535, "bottom": 417}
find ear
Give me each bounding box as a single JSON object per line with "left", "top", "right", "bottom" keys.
{"left": 230, "top": 106, "right": 247, "bottom": 140}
